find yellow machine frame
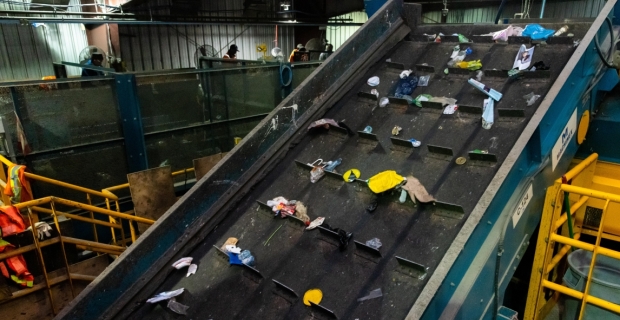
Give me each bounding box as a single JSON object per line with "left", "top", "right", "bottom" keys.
{"left": 525, "top": 153, "right": 620, "bottom": 319}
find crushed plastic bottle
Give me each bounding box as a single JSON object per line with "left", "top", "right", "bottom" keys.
{"left": 363, "top": 126, "right": 373, "bottom": 134}
{"left": 458, "top": 34, "right": 470, "bottom": 43}
{"left": 554, "top": 25, "right": 568, "bottom": 36}
{"left": 239, "top": 250, "right": 255, "bottom": 266}
{"left": 399, "top": 189, "right": 407, "bottom": 203}
{"left": 418, "top": 75, "right": 430, "bottom": 87}
{"left": 365, "top": 238, "right": 382, "bottom": 250}
{"left": 167, "top": 298, "right": 190, "bottom": 315}
{"left": 324, "top": 158, "right": 342, "bottom": 172}
{"left": 523, "top": 92, "right": 541, "bottom": 106}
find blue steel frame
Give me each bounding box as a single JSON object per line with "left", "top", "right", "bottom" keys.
{"left": 113, "top": 74, "right": 149, "bottom": 173}
{"left": 418, "top": 2, "right": 620, "bottom": 319}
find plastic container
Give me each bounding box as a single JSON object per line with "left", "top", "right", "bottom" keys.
{"left": 562, "top": 249, "right": 620, "bottom": 320}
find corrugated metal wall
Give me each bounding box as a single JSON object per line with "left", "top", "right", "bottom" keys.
{"left": 423, "top": 0, "right": 606, "bottom": 23}
{"left": 118, "top": 0, "right": 295, "bottom": 71}
{"left": 118, "top": 24, "right": 294, "bottom": 71}
{"left": 326, "top": 11, "right": 368, "bottom": 50}
{"left": 0, "top": 0, "right": 88, "bottom": 81}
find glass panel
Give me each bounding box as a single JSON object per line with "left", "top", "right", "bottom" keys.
{"left": 11, "top": 79, "right": 121, "bottom": 153}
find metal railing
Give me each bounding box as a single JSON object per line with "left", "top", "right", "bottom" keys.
{"left": 0, "top": 154, "right": 155, "bottom": 315}
{"left": 525, "top": 153, "right": 620, "bottom": 319}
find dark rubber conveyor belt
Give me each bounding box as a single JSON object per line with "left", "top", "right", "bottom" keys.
{"left": 126, "top": 23, "right": 586, "bottom": 320}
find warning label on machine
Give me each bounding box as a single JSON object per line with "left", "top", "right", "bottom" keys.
{"left": 551, "top": 109, "right": 577, "bottom": 172}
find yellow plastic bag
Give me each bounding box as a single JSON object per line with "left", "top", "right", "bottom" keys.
{"left": 367, "top": 170, "right": 404, "bottom": 193}
{"left": 456, "top": 60, "right": 482, "bottom": 70}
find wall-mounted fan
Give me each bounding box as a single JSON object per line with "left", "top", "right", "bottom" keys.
{"left": 194, "top": 44, "right": 218, "bottom": 68}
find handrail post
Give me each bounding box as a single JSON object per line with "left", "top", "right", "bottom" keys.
{"left": 26, "top": 207, "right": 57, "bottom": 315}
{"left": 85, "top": 194, "right": 99, "bottom": 247}
{"left": 50, "top": 200, "right": 75, "bottom": 298}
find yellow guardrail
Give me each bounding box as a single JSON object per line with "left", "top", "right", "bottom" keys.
{"left": 525, "top": 153, "right": 620, "bottom": 320}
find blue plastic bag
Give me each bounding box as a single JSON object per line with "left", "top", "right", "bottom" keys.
{"left": 522, "top": 24, "right": 555, "bottom": 41}
{"left": 394, "top": 75, "right": 418, "bottom": 98}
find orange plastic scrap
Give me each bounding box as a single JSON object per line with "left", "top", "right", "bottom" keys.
{"left": 4, "top": 165, "right": 33, "bottom": 204}
{"left": 367, "top": 170, "right": 405, "bottom": 193}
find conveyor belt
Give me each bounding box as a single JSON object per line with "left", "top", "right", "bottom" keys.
{"left": 124, "top": 24, "right": 589, "bottom": 319}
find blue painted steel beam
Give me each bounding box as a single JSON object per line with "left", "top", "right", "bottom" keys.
{"left": 114, "top": 74, "right": 148, "bottom": 172}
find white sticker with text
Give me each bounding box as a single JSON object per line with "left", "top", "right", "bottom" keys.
{"left": 551, "top": 109, "right": 577, "bottom": 171}
{"left": 512, "top": 184, "right": 533, "bottom": 228}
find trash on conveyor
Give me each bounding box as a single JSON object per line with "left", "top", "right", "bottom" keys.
{"left": 524, "top": 92, "right": 541, "bottom": 106}
{"left": 476, "top": 70, "right": 484, "bottom": 81}
{"left": 414, "top": 94, "right": 433, "bottom": 107}
{"left": 221, "top": 237, "right": 238, "bottom": 251}
{"left": 323, "top": 223, "right": 353, "bottom": 251}
{"left": 418, "top": 75, "right": 430, "bottom": 87}
{"left": 408, "top": 139, "right": 422, "bottom": 148}
{"left": 363, "top": 126, "right": 373, "bottom": 134}
{"left": 468, "top": 78, "right": 503, "bottom": 101}
{"left": 295, "top": 201, "right": 310, "bottom": 223}
{"left": 394, "top": 74, "right": 418, "bottom": 98}
{"left": 368, "top": 170, "right": 405, "bottom": 193}
{"left": 513, "top": 44, "right": 535, "bottom": 70}
{"left": 456, "top": 60, "right": 482, "bottom": 71}
{"left": 264, "top": 223, "right": 283, "bottom": 246}
{"left": 507, "top": 69, "right": 520, "bottom": 77}
{"left": 457, "top": 34, "right": 470, "bottom": 43}
{"left": 186, "top": 264, "right": 197, "bottom": 277}
{"left": 402, "top": 176, "right": 435, "bottom": 203}
{"left": 554, "top": 25, "right": 569, "bottom": 36}
{"left": 379, "top": 97, "right": 390, "bottom": 107}
{"left": 367, "top": 76, "right": 380, "bottom": 86}
{"left": 307, "top": 118, "right": 340, "bottom": 130}
{"left": 267, "top": 196, "right": 296, "bottom": 216}
{"left": 444, "top": 68, "right": 449, "bottom": 75}
{"left": 399, "top": 189, "right": 407, "bottom": 203}
{"left": 400, "top": 69, "right": 413, "bottom": 79}
{"left": 357, "top": 288, "right": 383, "bottom": 302}
{"left": 392, "top": 126, "right": 402, "bottom": 136}
{"left": 443, "top": 104, "right": 458, "bottom": 115}
{"left": 366, "top": 238, "right": 382, "bottom": 250}
{"left": 172, "top": 257, "right": 193, "bottom": 269}
{"left": 225, "top": 245, "right": 242, "bottom": 254}
{"left": 324, "top": 158, "right": 342, "bottom": 172}
{"left": 455, "top": 157, "right": 467, "bottom": 165}
{"left": 450, "top": 45, "right": 460, "bottom": 59}
{"left": 306, "top": 217, "right": 325, "bottom": 230}
{"left": 482, "top": 98, "right": 495, "bottom": 130}
{"left": 310, "top": 165, "right": 325, "bottom": 183}
{"left": 522, "top": 24, "right": 555, "bottom": 40}
{"left": 529, "top": 61, "right": 549, "bottom": 71}
{"left": 465, "top": 47, "right": 473, "bottom": 55}
{"left": 228, "top": 252, "right": 243, "bottom": 265}
{"left": 431, "top": 96, "right": 457, "bottom": 106}
{"left": 239, "top": 250, "right": 255, "bottom": 266}
{"left": 167, "top": 298, "right": 189, "bottom": 315}
{"left": 303, "top": 288, "right": 323, "bottom": 306}
{"left": 343, "top": 169, "right": 361, "bottom": 182}
{"left": 471, "top": 149, "right": 489, "bottom": 154}
{"left": 479, "top": 25, "right": 523, "bottom": 41}
{"left": 146, "top": 288, "right": 184, "bottom": 303}
{"left": 371, "top": 89, "right": 379, "bottom": 98}
{"left": 447, "top": 50, "right": 466, "bottom": 67}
